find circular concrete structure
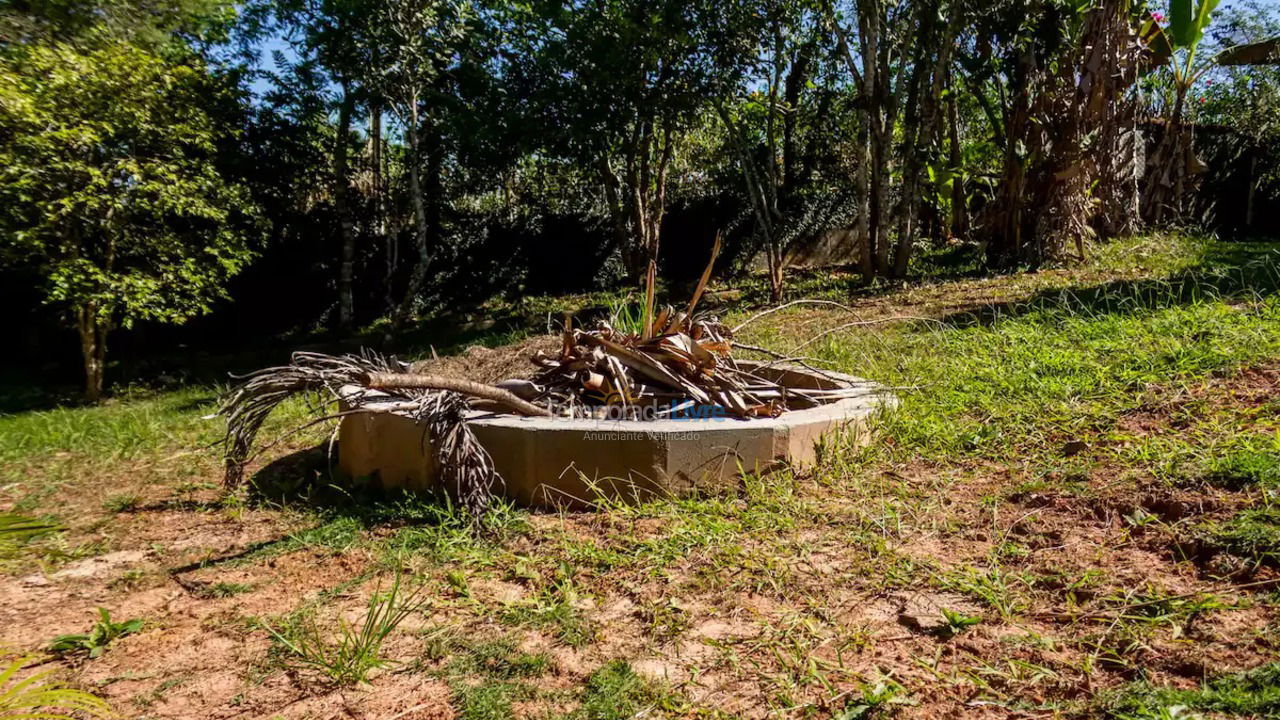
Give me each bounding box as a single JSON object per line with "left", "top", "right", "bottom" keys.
{"left": 337, "top": 362, "right": 892, "bottom": 509}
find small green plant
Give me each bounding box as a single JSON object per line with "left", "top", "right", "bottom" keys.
{"left": 108, "top": 569, "right": 146, "bottom": 590}
{"left": 606, "top": 298, "right": 645, "bottom": 336}
{"left": 840, "top": 679, "right": 909, "bottom": 719}
{"left": 102, "top": 494, "right": 142, "bottom": 513}
{"left": 445, "top": 569, "right": 471, "bottom": 598}
{"left": 0, "top": 656, "right": 112, "bottom": 719}
{"left": 48, "top": 607, "right": 144, "bottom": 659}
{"left": 940, "top": 566, "right": 1028, "bottom": 619}
{"left": 200, "top": 582, "right": 253, "bottom": 599}
{"left": 263, "top": 571, "right": 424, "bottom": 685}
{"left": 639, "top": 598, "right": 692, "bottom": 641}
{"left": 939, "top": 608, "right": 982, "bottom": 637}
{"left": 501, "top": 570, "right": 596, "bottom": 647}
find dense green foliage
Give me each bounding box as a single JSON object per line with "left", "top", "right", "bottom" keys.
{"left": 0, "top": 1, "right": 259, "bottom": 398}
{"left": 0, "top": 42, "right": 255, "bottom": 324}
{"left": 1, "top": 0, "right": 1279, "bottom": 398}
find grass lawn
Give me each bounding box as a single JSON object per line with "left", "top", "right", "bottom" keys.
{"left": 2, "top": 232, "right": 1279, "bottom": 719}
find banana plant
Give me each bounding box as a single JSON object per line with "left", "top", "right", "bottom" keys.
{"left": 1169, "top": 0, "right": 1222, "bottom": 91}
{"left": 1142, "top": 0, "right": 1222, "bottom": 115}
{"left": 1138, "top": 0, "right": 1222, "bottom": 222}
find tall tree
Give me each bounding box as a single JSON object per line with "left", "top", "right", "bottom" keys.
{"left": 514, "top": 0, "right": 761, "bottom": 287}
{"left": 270, "top": 0, "right": 375, "bottom": 331}
{"left": 373, "top": 0, "right": 475, "bottom": 331}
{"left": 719, "top": 0, "right": 840, "bottom": 301}
{"left": 824, "top": 0, "right": 960, "bottom": 278}
{"left": 0, "top": 41, "right": 259, "bottom": 400}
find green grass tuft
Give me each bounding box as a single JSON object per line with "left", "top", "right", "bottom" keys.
{"left": 446, "top": 636, "right": 551, "bottom": 680}
{"left": 578, "top": 660, "right": 670, "bottom": 720}
{"left": 1203, "top": 507, "right": 1280, "bottom": 567}
{"left": 1103, "top": 662, "right": 1280, "bottom": 718}
{"left": 1199, "top": 445, "right": 1280, "bottom": 489}
{"left": 262, "top": 570, "right": 424, "bottom": 685}
{"left": 453, "top": 680, "right": 529, "bottom": 720}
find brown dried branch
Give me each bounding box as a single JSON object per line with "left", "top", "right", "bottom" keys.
{"left": 363, "top": 373, "right": 552, "bottom": 417}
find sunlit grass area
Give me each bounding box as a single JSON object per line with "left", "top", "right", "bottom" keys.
{"left": 2, "top": 232, "right": 1279, "bottom": 718}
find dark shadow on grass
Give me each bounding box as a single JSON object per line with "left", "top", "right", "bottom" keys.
{"left": 243, "top": 444, "right": 474, "bottom": 529}
{"left": 0, "top": 375, "right": 89, "bottom": 414}
{"left": 933, "top": 241, "right": 1280, "bottom": 329}
{"left": 165, "top": 446, "right": 491, "bottom": 580}
{"left": 121, "top": 498, "right": 226, "bottom": 514}
{"left": 251, "top": 445, "right": 497, "bottom": 544}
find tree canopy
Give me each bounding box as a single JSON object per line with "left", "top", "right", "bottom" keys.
{"left": 3, "top": 0, "right": 1280, "bottom": 398}
{"left": 0, "top": 17, "right": 259, "bottom": 398}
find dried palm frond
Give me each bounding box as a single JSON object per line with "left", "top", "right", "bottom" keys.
{"left": 219, "top": 350, "right": 404, "bottom": 487}
{"left": 525, "top": 307, "right": 871, "bottom": 420}
{"left": 218, "top": 350, "right": 505, "bottom": 519}
{"left": 406, "top": 390, "right": 502, "bottom": 518}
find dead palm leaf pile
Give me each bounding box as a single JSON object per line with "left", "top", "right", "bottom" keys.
{"left": 523, "top": 311, "right": 863, "bottom": 419}
{"left": 216, "top": 235, "right": 868, "bottom": 519}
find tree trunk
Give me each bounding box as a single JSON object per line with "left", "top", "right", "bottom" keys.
{"left": 334, "top": 83, "right": 357, "bottom": 332}
{"left": 782, "top": 40, "right": 814, "bottom": 192}
{"left": 719, "top": 101, "right": 783, "bottom": 302}
{"left": 77, "top": 302, "right": 108, "bottom": 403}
{"left": 947, "top": 83, "right": 967, "bottom": 240}
{"left": 371, "top": 103, "right": 398, "bottom": 315}
{"left": 858, "top": 0, "right": 892, "bottom": 277}
{"left": 598, "top": 156, "right": 633, "bottom": 271}
{"left": 824, "top": 0, "right": 874, "bottom": 281}
{"left": 392, "top": 93, "right": 432, "bottom": 333}
{"left": 617, "top": 120, "right": 670, "bottom": 289}
{"left": 985, "top": 48, "right": 1035, "bottom": 268}
{"left": 855, "top": 126, "right": 874, "bottom": 282}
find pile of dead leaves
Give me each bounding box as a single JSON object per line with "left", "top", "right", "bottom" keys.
{"left": 529, "top": 311, "right": 777, "bottom": 418}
